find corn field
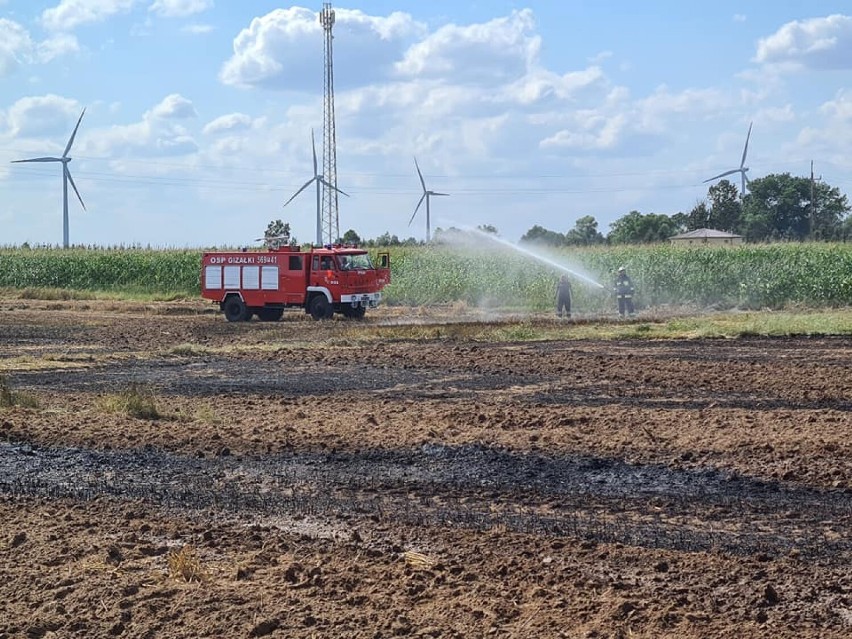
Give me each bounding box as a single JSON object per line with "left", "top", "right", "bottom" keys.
{"left": 0, "top": 248, "right": 201, "bottom": 297}
{"left": 0, "top": 243, "right": 850, "bottom": 310}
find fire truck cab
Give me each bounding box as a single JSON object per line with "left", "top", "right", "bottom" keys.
{"left": 201, "top": 245, "right": 390, "bottom": 322}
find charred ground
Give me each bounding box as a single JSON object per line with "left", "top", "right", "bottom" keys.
{"left": 1, "top": 300, "right": 851, "bottom": 638}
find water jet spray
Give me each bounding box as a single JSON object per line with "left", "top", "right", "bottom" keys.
{"left": 462, "top": 227, "right": 606, "bottom": 289}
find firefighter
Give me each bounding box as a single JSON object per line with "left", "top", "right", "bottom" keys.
{"left": 614, "top": 266, "right": 635, "bottom": 317}
{"left": 556, "top": 274, "right": 573, "bottom": 318}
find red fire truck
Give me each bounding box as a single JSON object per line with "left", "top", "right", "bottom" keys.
{"left": 200, "top": 245, "right": 391, "bottom": 322}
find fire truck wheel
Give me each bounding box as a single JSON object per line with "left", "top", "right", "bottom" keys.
{"left": 223, "top": 297, "right": 249, "bottom": 322}
{"left": 343, "top": 305, "right": 366, "bottom": 319}
{"left": 309, "top": 295, "right": 333, "bottom": 321}
{"left": 257, "top": 308, "right": 284, "bottom": 322}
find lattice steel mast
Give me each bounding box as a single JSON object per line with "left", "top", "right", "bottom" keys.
{"left": 319, "top": 3, "right": 339, "bottom": 245}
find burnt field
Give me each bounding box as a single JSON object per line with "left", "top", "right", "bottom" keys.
{"left": 1, "top": 300, "right": 851, "bottom": 638}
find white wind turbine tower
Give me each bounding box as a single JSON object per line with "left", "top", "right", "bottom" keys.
{"left": 282, "top": 129, "right": 348, "bottom": 245}
{"left": 11, "top": 108, "right": 87, "bottom": 248}
{"left": 408, "top": 157, "right": 449, "bottom": 243}
{"left": 704, "top": 121, "right": 753, "bottom": 199}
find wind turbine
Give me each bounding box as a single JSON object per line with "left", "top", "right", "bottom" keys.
{"left": 409, "top": 157, "right": 448, "bottom": 242}
{"left": 704, "top": 121, "right": 753, "bottom": 198}
{"left": 283, "top": 129, "right": 348, "bottom": 246}
{"left": 12, "top": 108, "right": 87, "bottom": 248}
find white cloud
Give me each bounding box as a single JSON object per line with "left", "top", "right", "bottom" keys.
{"left": 202, "top": 113, "right": 254, "bottom": 135}
{"left": 182, "top": 23, "right": 214, "bottom": 34}
{"left": 219, "top": 7, "right": 423, "bottom": 90}
{"left": 540, "top": 113, "right": 628, "bottom": 151}
{"left": 0, "top": 19, "right": 81, "bottom": 73}
{"left": 537, "top": 83, "right": 734, "bottom": 155}
{"left": 149, "top": 0, "right": 213, "bottom": 18}
{"left": 588, "top": 50, "right": 613, "bottom": 65}
{"left": 754, "top": 104, "right": 796, "bottom": 123}
{"left": 795, "top": 91, "right": 852, "bottom": 170}
{"left": 5, "top": 94, "right": 81, "bottom": 138}
{"left": 637, "top": 86, "right": 731, "bottom": 128}
{"left": 84, "top": 96, "right": 199, "bottom": 159}
{"left": 37, "top": 33, "right": 81, "bottom": 62}
{"left": 733, "top": 14, "right": 747, "bottom": 23}
{"left": 395, "top": 9, "right": 539, "bottom": 86}
{"left": 0, "top": 19, "right": 33, "bottom": 77}
{"left": 819, "top": 89, "right": 852, "bottom": 120}
{"left": 754, "top": 14, "right": 852, "bottom": 70}
{"left": 150, "top": 93, "right": 197, "bottom": 119}
{"left": 41, "top": 0, "right": 140, "bottom": 32}
{"left": 500, "top": 66, "right": 606, "bottom": 106}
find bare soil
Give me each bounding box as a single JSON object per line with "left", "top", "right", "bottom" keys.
{"left": 1, "top": 300, "right": 851, "bottom": 638}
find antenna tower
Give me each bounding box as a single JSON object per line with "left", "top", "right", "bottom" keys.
{"left": 319, "top": 2, "right": 339, "bottom": 245}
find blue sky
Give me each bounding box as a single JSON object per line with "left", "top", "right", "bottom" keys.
{"left": 2, "top": 1, "right": 852, "bottom": 247}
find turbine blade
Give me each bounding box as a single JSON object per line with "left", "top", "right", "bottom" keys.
{"left": 11, "top": 157, "right": 63, "bottom": 163}
{"left": 317, "top": 177, "right": 349, "bottom": 197}
{"left": 65, "top": 166, "right": 86, "bottom": 211}
{"left": 414, "top": 156, "right": 427, "bottom": 192}
{"left": 740, "top": 121, "right": 752, "bottom": 169}
{"left": 283, "top": 178, "right": 316, "bottom": 207}
{"left": 432, "top": 192, "right": 450, "bottom": 196}
{"left": 704, "top": 169, "right": 739, "bottom": 182}
{"left": 409, "top": 193, "right": 426, "bottom": 226}
{"left": 311, "top": 129, "right": 318, "bottom": 176}
{"left": 63, "top": 108, "right": 86, "bottom": 158}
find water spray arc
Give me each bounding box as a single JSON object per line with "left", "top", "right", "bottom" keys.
{"left": 470, "top": 228, "right": 606, "bottom": 289}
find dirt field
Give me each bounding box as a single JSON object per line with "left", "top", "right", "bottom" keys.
{"left": 1, "top": 300, "right": 851, "bottom": 638}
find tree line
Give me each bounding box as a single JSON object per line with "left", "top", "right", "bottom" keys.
{"left": 526, "top": 173, "right": 851, "bottom": 246}
{"left": 523, "top": 173, "right": 851, "bottom": 246}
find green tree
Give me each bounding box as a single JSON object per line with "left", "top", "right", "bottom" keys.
{"left": 477, "top": 224, "right": 499, "bottom": 234}
{"left": 564, "top": 215, "right": 605, "bottom": 246}
{"left": 840, "top": 216, "right": 852, "bottom": 241}
{"left": 372, "top": 232, "right": 402, "bottom": 247}
{"left": 607, "top": 211, "right": 678, "bottom": 244}
{"left": 707, "top": 180, "right": 743, "bottom": 232}
{"left": 681, "top": 200, "right": 710, "bottom": 231}
{"left": 742, "top": 173, "right": 850, "bottom": 241}
{"left": 669, "top": 211, "right": 691, "bottom": 233}
{"left": 341, "top": 229, "right": 362, "bottom": 245}
{"left": 263, "top": 220, "right": 295, "bottom": 247}
{"left": 519, "top": 225, "right": 565, "bottom": 246}
{"left": 810, "top": 180, "right": 851, "bottom": 240}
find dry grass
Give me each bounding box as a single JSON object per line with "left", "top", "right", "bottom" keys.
{"left": 168, "top": 343, "right": 212, "bottom": 357}
{"left": 175, "top": 404, "right": 221, "bottom": 425}
{"left": 14, "top": 287, "right": 94, "bottom": 301}
{"left": 167, "top": 545, "right": 206, "bottom": 583}
{"left": 403, "top": 550, "right": 438, "bottom": 569}
{"left": 97, "top": 384, "right": 161, "bottom": 420}
{"left": 0, "top": 374, "right": 40, "bottom": 409}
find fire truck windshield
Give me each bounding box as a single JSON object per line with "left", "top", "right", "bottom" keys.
{"left": 338, "top": 254, "right": 373, "bottom": 271}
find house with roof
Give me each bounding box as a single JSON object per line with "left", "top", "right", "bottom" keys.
{"left": 669, "top": 228, "right": 743, "bottom": 246}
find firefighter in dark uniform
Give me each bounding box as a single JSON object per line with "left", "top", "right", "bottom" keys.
{"left": 614, "top": 266, "right": 635, "bottom": 316}
{"left": 556, "top": 274, "right": 573, "bottom": 318}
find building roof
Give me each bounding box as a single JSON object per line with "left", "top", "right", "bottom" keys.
{"left": 669, "top": 228, "right": 743, "bottom": 240}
